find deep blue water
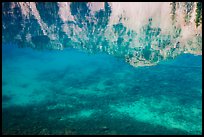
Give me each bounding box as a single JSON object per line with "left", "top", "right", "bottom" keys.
{"left": 2, "top": 44, "right": 202, "bottom": 135}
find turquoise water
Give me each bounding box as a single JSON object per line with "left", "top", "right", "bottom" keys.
{"left": 2, "top": 44, "right": 202, "bottom": 135}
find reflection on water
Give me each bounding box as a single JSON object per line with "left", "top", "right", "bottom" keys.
{"left": 2, "top": 2, "right": 202, "bottom": 67}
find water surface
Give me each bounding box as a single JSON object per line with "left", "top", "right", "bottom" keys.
{"left": 2, "top": 44, "right": 202, "bottom": 135}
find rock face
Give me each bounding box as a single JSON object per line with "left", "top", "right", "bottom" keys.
{"left": 2, "top": 2, "right": 202, "bottom": 67}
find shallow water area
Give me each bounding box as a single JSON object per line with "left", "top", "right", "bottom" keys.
{"left": 2, "top": 44, "right": 202, "bottom": 135}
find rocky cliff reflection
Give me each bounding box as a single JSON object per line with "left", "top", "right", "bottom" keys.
{"left": 2, "top": 2, "right": 202, "bottom": 67}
